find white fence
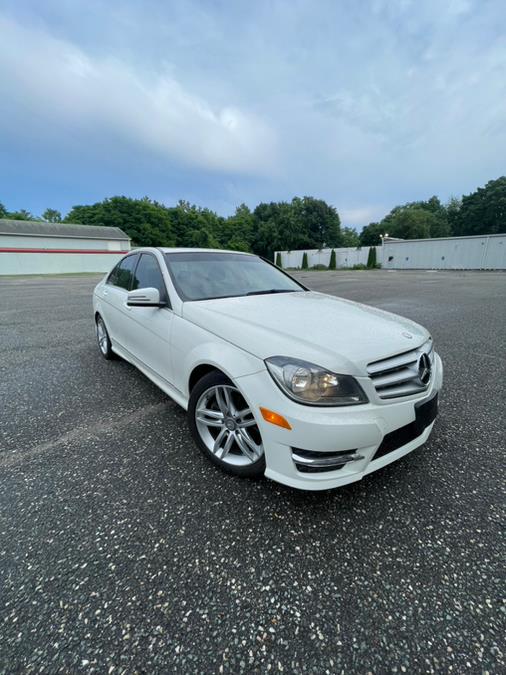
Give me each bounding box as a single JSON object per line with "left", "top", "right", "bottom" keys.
{"left": 276, "top": 233, "right": 506, "bottom": 270}
{"left": 276, "top": 246, "right": 376, "bottom": 269}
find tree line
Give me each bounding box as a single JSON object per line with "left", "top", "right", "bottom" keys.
{"left": 1, "top": 176, "right": 504, "bottom": 257}
{"left": 359, "top": 177, "right": 506, "bottom": 245}
{"left": 0, "top": 197, "right": 352, "bottom": 260}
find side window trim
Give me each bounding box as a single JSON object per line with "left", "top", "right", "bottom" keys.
{"left": 130, "top": 253, "right": 143, "bottom": 292}
{"left": 106, "top": 262, "right": 120, "bottom": 286}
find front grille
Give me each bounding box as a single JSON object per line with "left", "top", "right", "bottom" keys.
{"left": 292, "top": 448, "right": 363, "bottom": 473}
{"left": 367, "top": 340, "right": 434, "bottom": 399}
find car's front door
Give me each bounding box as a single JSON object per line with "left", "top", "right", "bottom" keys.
{"left": 100, "top": 253, "right": 139, "bottom": 353}
{"left": 126, "top": 252, "right": 174, "bottom": 386}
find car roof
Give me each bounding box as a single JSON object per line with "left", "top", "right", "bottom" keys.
{"left": 157, "top": 248, "right": 254, "bottom": 255}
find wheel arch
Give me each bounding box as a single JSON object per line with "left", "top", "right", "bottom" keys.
{"left": 182, "top": 340, "right": 263, "bottom": 399}
{"left": 188, "top": 364, "right": 227, "bottom": 393}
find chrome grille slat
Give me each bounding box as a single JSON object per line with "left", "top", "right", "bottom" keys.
{"left": 367, "top": 353, "right": 418, "bottom": 375}
{"left": 372, "top": 366, "right": 419, "bottom": 388}
{"left": 367, "top": 340, "right": 433, "bottom": 400}
{"left": 377, "top": 383, "right": 428, "bottom": 399}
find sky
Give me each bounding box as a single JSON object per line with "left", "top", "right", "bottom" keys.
{"left": 1, "top": 0, "right": 505, "bottom": 229}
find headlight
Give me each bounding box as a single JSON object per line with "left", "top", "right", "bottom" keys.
{"left": 265, "top": 356, "right": 368, "bottom": 406}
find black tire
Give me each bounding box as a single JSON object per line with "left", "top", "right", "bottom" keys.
{"left": 188, "top": 370, "right": 266, "bottom": 478}
{"left": 95, "top": 314, "right": 115, "bottom": 360}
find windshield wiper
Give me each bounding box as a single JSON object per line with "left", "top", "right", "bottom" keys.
{"left": 246, "top": 289, "right": 299, "bottom": 296}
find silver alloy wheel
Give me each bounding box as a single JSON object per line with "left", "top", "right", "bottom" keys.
{"left": 195, "top": 385, "right": 263, "bottom": 466}
{"left": 96, "top": 318, "right": 108, "bottom": 355}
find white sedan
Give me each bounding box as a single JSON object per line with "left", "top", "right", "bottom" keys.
{"left": 93, "top": 248, "right": 443, "bottom": 490}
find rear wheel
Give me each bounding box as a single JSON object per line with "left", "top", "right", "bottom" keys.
{"left": 95, "top": 315, "right": 114, "bottom": 360}
{"left": 188, "top": 371, "right": 265, "bottom": 478}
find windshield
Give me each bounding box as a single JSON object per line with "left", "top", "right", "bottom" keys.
{"left": 164, "top": 252, "right": 305, "bottom": 301}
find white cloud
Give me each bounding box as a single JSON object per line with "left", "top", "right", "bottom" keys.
{"left": 0, "top": 14, "right": 277, "bottom": 176}
{"left": 1, "top": 0, "right": 505, "bottom": 225}
{"left": 340, "top": 207, "right": 387, "bottom": 228}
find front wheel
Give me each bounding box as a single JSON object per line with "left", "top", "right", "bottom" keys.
{"left": 188, "top": 371, "right": 265, "bottom": 478}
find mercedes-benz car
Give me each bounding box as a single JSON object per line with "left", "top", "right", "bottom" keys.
{"left": 92, "top": 248, "right": 443, "bottom": 490}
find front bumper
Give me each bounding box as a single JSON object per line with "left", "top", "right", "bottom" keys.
{"left": 235, "top": 353, "right": 443, "bottom": 490}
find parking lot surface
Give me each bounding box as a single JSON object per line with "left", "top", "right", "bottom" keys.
{"left": 1, "top": 270, "right": 504, "bottom": 673}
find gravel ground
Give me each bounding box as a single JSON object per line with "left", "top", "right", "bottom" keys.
{"left": 0, "top": 270, "right": 504, "bottom": 673}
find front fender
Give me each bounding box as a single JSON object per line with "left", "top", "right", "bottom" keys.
{"left": 170, "top": 315, "right": 264, "bottom": 398}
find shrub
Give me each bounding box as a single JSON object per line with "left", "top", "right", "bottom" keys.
{"left": 367, "top": 247, "right": 377, "bottom": 268}
{"left": 311, "top": 264, "right": 328, "bottom": 271}
{"left": 301, "top": 252, "right": 309, "bottom": 269}
{"left": 275, "top": 252, "right": 283, "bottom": 268}
{"left": 329, "top": 249, "right": 336, "bottom": 270}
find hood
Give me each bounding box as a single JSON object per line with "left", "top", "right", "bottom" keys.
{"left": 182, "top": 291, "right": 430, "bottom": 376}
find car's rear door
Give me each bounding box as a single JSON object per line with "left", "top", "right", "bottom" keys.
{"left": 126, "top": 252, "right": 174, "bottom": 385}
{"left": 99, "top": 253, "right": 139, "bottom": 353}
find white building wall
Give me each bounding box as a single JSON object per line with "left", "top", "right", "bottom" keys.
{"left": 382, "top": 234, "right": 506, "bottom": 270}
{"left": 0, "top": 233, "right": 130, "bottom": 275}
{"left": 0, "top": 234, "right": 129, "bottom": 251}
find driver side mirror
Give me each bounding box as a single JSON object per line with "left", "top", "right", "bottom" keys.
{"left": 127, "top": 287, "right": 165, "bottom": 307}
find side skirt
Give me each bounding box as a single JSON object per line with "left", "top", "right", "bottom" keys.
{"left": 111, "top": 341, "right": 189, "bottom": 411}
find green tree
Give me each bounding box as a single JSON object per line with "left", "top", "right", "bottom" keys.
{"left": 190, "top": 227, "right": 220, "bottom": 248}
{"left": 360, "top": 221, "right": 384, "bottom": 246}
{"left": 446, "top": 196, "right": 462, "bottom": 235}
{"left": 386, "top": 209, "right": 433, "bottom": 239}
{"left": 166, "top": 200, "right": 224, "bottom": 248}
{"left": 251, "top": 197, "right": 343, "bottom": 258}
{"left": 0, "top": 202, "right": 8, "bottom": 218}
{"left": 361, "top": 196, "right": 451, "bottom": 243}
{"left": 291, "top": 196, "right": 342, "bottom": 249}
{"left": 252, "top": 202, "right": 296, "bottom": 258}
{"left": 452, "top": 176, "right": 506, "bottom": 236}
{"left": 329, "top": 249, "right": 336, "bottom": 270}
{"left": 367, "top": 247, "right": 377, "bottom": 268}
{"left": 66, "top": 196, "right": 176, "bottom": 247}
{"left": 7, "top": 209, "right": 35, "bottom": 221}
{"left": 301, "top": 252, "right": 309, "bottom": 269}
{"left": 251, "top": 220, "right": 280, "bottom": 260}
{"left": 220, "top": 204, "right": 254, "bottom": 251}
{"left": 275, "top": 252, "right": 283, "bottom": 267}
{"left": 341, "top": 226, "right": 360, "bottom": 247}
{"left": 42, "top": 208, "right": 62, "bottom": 223}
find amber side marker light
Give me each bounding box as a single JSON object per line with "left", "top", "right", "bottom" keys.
{"left": 259, "top": 407, "right": 292, "bottom": 430}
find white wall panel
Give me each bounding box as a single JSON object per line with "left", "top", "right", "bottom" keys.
{"left": 0, "top": 251, "right": 126, "bottom": 275}
{"left": 0, "top": 234, "right": 129, "bottom": 250}
{"left": 276, "top": 235, "right": 506, "bottom": 270}
{"left": 277, "top": 246, "right": 375, "bottom": 269}
{"left": 381, "top": 234, "right": 506, "bottom": 270}
{"left": 0, "top": 233, "right": 130, "bottom": 275}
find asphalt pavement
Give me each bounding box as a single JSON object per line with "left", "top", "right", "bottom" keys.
{"left": 0, "top": 270, "right": 504, "bottom": 673}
